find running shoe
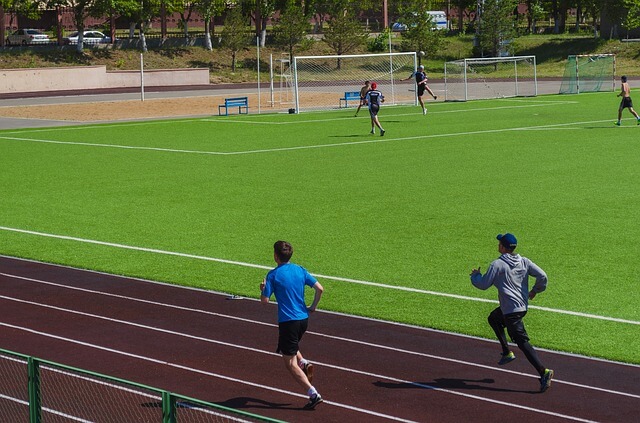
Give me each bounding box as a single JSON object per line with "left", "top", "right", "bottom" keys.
{"left": 423, "top": 108, "right": 427, "bottom": 115}
{"left": 303, "top": 394, "right": 323, "bottom": 410}
{"left": 615, "top": 121, "right": 621, "bottom": 126}
{"left": 498, "top": 351, "right": 516, "bottom": 365}
{"left": 540, "top": 369, "right": 554, "bottom": 392}
{"left": 380, "top": 129, "right": 385, "bottom": 136}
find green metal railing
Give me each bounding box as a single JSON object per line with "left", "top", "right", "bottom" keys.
{"left": 0, "top": 348, "right": 286, "bottom": 423}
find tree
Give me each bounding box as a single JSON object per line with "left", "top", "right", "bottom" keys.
{"left": 396, "top": 1, "right": 446, "bottom": 60}
{"left": 274, "top": 0, "right": 309, "bottom": 59}
{"left": 221, "top": 6, "right": 251, "bottom": 72}
{"left": 476, "top": 0, "right": 518, "bottom": 57}
{"left": 621, "top": 0, "right": 640, "bottom": 37}
{"left": 322, "top": 10, "right": 368, "bottom": 67}
{"left": 193, "top": 0, "right": 226, "bottom": 50}
{"left": 1, "top": 0, "right": 43, "bottom": 47}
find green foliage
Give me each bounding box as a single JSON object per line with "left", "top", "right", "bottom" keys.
{"left": 273, "top": 0, "right": 309, "bottom": 59}
{"left": 476, "top": 0, "right": 518, "bottom": 57}
{"left": 221, "top": 6, "right": 251, "bottom": 71}
{"left": 322, "top": 11, "right": 368, "bottom": 57}
{"left": 367, "top": 27, "right": 391, "bottom": 53}
{"left": 395, "top": 1, "right": 447, "bottom": 59}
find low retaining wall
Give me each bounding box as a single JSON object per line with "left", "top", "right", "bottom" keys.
{"left": 0, "top": 65, "right": 210, "bottom": 93}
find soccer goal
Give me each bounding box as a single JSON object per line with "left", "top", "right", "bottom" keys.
{"left": 292, "top": 52, "right": 417, "bottom": 112}
{"left": 558, "top": 54, "right": 616, "bottom": 94}
{"left": 444, "top": 56, "right": 537, "bottom": 101}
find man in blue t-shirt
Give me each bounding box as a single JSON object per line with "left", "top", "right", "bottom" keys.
{"left": 261, "top": 240, "right": 324, "bottom": 409}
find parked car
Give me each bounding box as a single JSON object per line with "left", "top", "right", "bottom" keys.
{"left": 5, "top": 29, "right": 50, "bottom": 45}
{"left": 63, "top": 31, "right": 113, "bottom": 45}
{"left": 392, "top": 11, "right": 449, "bottom": 32}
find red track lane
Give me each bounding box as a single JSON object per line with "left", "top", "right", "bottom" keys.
{"left": 0, "top": 256, "right": 638, "bottom": 422}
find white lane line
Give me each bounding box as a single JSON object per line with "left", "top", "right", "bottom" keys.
{"left": 0, "top": 226, "right": 637, "bottom": 326}
{"left": 0, "top": 316, "right": 601, "bottom": 423}
{"left": 0, "top": 117, "right": 612, "bottom": 157}
{"left": 0, "top": 322, "right": 418, "bottom": 423}
{"left": 0, "top": 393, "right": 95, "bottom": 422}
{"left": 1, "top": 281, "right": 638, "bottom": 400}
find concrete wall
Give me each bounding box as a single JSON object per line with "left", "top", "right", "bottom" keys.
{"left": 0, "top": 65, "right": 210, "bottom": 93}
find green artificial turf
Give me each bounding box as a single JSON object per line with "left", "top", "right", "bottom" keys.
{"left": 1, "top": 91, "right": 638, "bottom": 364}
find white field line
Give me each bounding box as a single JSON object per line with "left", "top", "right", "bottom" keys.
{"left": 0, "top": 289, "right": 638, "bottom": 401}
{"left": 200, "top": 100, "right": 579, "bottom": 125}
{"left": 0, "top": 225, "right": 638, "bottom": 326}
{"left": 0, "top": 312, "right": 603, "bottom": 423}
{"left": 0, "top": 118, "right": 615, "bottom": 157}
{"left": 0, "top": 322, "right": 417, "bottom": 423}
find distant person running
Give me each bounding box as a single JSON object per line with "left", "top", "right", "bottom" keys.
{"left": 615, "top": 75, "right": 640, "bottom": 126}
{"left": 403, "top": 64, "right": 437, "bottom": 115}
{"left": 365, "top": 82, "right": 385, "bottom": 136}
{"left": 354, "top": 80, "right": 371, "bottom": 117}
{"left": 260, "top": 241, "right": 324, "bottom": 410}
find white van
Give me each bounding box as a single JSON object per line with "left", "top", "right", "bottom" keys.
{"left": 427, "top": 11, "right": 448, "bottom": 30}
{"left": 392, "top": 11, "right": 449, "bottom": 31}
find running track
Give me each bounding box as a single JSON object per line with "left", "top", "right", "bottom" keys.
{"left": 0, "top": 255, "right": 637, "bottom": 422}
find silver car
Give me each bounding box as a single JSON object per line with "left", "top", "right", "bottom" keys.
{"left": 63, "top": 31, "right": 113, "bottom": 45}
{"left": 5, "top": 29, "right": 50, "bottom": 45}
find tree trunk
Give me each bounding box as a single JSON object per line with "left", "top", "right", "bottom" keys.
{"left": 204, "top": 20, "right": 212, "bottom": 50}
{"left": 0, "top": 5, "right": 5, "bottom": 48}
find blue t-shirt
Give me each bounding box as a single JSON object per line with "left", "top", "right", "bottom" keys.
{"left": 262, "top": 262, "right": 318, "bottom": 322}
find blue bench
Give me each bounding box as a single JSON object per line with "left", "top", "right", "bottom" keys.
{"left": 218, "top": 97, "right": 248, "bottom": 116}
{"left": 339, "top": 91, "right": 361, "bottom": 108}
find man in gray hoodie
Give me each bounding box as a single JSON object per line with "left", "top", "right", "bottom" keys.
{"left": 470, "top": 233, "right": 554, "bottom": 392}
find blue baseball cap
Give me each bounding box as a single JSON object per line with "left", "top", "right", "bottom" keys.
{"left": 497, "top": 233, "right": 517, "bottom": 249}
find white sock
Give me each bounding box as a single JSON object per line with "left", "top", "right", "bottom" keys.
{"left": 307, "top": 386, "right": 318, "bottom": 397}
{"left": 298, "top": 358, "right": 308, "bottom": 369}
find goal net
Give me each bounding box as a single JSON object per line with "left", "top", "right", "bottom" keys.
{"left": 292, "top": 52, "right": 417, "bottom": 112}
{"left": 558, "top": 54, "right": 615, "bottom": 94}
{"left": 444, "top": 56, "right": 537, "bottom": 101}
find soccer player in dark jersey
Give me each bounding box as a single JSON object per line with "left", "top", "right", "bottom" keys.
{"left": 404, "top": 64, "right": 437, "bottom": 115}
{"left": 365, "top": 82, "right": 385, "bottom": 136}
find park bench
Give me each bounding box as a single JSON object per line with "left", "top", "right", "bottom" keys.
{"left": 339, "top": 91, "right": 361, "bottom": 108}
{"left": 218, "top": 97, "right": 249, "bottom": 116}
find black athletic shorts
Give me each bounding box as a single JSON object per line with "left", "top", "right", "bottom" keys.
{"left": 277, "top": 318, "right": 308, "bottom": 356}
{"left": 621, "top": 97, "right": 634, "bottom": 109}
{"left": 369, "top": 103, "right": 380, "bottom": 117}
{"left": 417, "top": 84, "right": 426, "bottom": 97}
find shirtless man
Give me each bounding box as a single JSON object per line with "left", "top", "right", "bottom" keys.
{"left": 615, "top": 75, "right": 640, "bottom": 126}
{"left": 355, "top": 80, "right": 371, "bottom": 117}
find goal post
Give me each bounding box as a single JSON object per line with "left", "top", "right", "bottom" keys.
{"left": 444, "top": 56, "right": 537, "bottom": 101}
{"left": 558, "top": 54, "right": 616, "bottom": 94}
{"left": 292, "top": 52, "right": 417, "bottom": 113}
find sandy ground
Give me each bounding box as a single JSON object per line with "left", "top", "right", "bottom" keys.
{"left": 0, "top": 93, "right": 296, "bottom": 122}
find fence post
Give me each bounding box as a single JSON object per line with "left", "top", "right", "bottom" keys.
{"left": 28, "top": 357, "right": 41, "bottom": 423}
{"left": 162, "top": 391, "right": 176, "bottom": 423}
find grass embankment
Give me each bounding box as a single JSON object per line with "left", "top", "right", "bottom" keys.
{"left": 1, "top": 33, "right": 640, "bottom": 82}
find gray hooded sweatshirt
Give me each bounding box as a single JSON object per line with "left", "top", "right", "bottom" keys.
{"left": 471, "top": 253, "right": 548, "bottom": 315}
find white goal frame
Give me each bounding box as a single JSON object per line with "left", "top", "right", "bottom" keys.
{"left": 444, "top": 56, "right": 538, "bottom": 101}
{"left": 292, "top": 52, "right": 418, "bottom": 113}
